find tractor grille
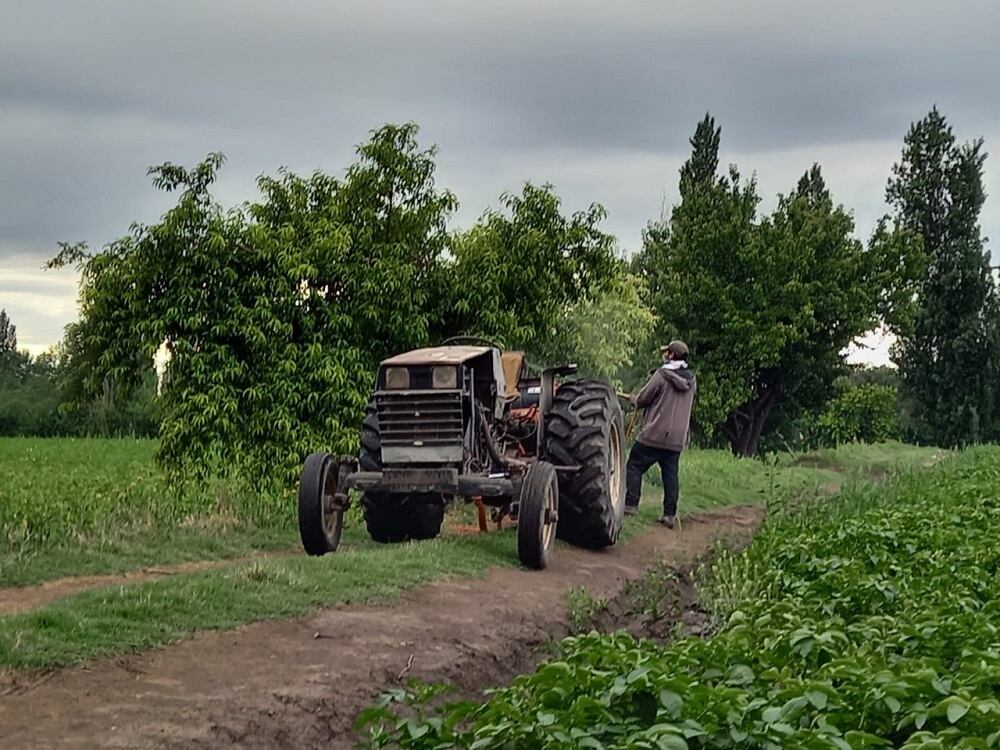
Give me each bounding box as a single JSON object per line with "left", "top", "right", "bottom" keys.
{"left": 376, "top": 390, "right": 464, "bottom": 448}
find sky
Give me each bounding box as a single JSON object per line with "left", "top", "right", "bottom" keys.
{"left": 2, "top": 0, "right": 998, "bottom": 364}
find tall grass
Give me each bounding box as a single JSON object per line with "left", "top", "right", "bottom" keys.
{"left": 0, "top": 437, "right": 291, "bottom": 554}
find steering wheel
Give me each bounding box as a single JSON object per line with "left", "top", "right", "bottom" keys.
{"left": 441, "top": 335, "right": 502, "bottom": 349}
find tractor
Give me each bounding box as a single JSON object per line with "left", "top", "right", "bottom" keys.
{"left": 297, "top": 338, "right": 625, "bottom": 569}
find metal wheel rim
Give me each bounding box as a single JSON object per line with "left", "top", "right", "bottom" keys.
{"left": 321, "top": 462, "right": 342, "bottom": 543}
{"left": 541, "top": 478, "right": 557, "bottom": 550}
{"left": 609, "top": 421, "right": 625, "bottom": 515}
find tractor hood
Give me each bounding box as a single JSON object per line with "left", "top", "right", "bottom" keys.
{"left": 381, "top": 346, "right": 492, "bottom": 367}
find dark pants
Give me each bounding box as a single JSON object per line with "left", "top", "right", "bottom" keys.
{"left": 625, "top": 441, "right": 680, "bottom": 516}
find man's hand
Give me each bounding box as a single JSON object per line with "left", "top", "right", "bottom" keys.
{"left": 616, "top": 390, "right": 638, "bottom": 408}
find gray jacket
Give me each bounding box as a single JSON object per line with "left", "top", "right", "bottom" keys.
{"left": 635, "top": 366, "right": 697, "bottom": 452}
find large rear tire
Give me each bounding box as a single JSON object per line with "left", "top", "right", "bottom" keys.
{"left": 359, "top": 401, "right": 445, "bottom": 543}
{"left": 517, "top": 461, "right": 559, "bottom": 570}
{"left": 298, "top": 452, "right": 344, "bottom": 556}
{"left": 544, "top": 380, "right": 625, "bottom": 549}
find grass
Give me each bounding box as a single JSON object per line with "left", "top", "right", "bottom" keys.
{"left": 0, "top": 531, "right": 519, "bottom": 670}
{"left": 778, "top": 439, "right": 946, "bottom": 474}
{"left": 0, "top": 438, "right": 943, "bottom": 670}
{"left": 0, "top": 526, "right": 297, "bottom": 588}
{"left": 640, "top": 449, "right": 838, "bottom": 514}
{"left": 0, "top": 437, "right": 296, "bottom": 587}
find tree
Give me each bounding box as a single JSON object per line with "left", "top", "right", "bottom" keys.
{"left": 438, "top": 183, "right": 619, "bottom": 352}
{"left": 533, "top": 271, "right": 656, "bottom": 387}
{"left": 53, "top": 124, "right": 458, "bottom": 481}
{"left": 0, "top": 308, "right": 30, "bottom": 383}
{"left": 639, "top": 115, "right": 917, "bottom": 456}
{"left": 811, "top": 383, "right": 900, "bottom": 447}
{"left": 887, "top": 108, "right": 997, "bottom": 446}
{"left": 0, "top": 309, "right": 15, "bottom": 353}
{"left": 640, "top": 115, "right": 761, "bottom": 451}
{"left": 52, "top": 123, "right": 624, "bottom": 480}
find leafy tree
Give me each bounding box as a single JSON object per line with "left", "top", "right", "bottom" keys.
{"left": 887, "top": 107, "right": 998, "bottom": 446}
{"left": 0, "top": 306, "right": 156, "bottom": 437}
{"left": 0, "top": 309, "right": 15, "bottom": 353}
{"left": 532, "top": 271, "right": 656, "bottom": 387}
{"left": 845, "top": 365, "right": 899, "bottom": 389}
{"left": 0, "top": 309, "right": 25, "bottom": 382}
{"left": 50, "top": 123, "right": 642, "bottom": 480}
{"left": 811, "top": 383, "right": 900, "bottom": 447}
{"left": 53, "top": 124, "right": 457, "bottom": 481}
{"left": 638, "top": 115, "right": 760, "bottom": 450}
{"left": 639, "top": 115, "right": 918, "bottom": 455}
{"left": 438, "top": 182, "right": 618, "bottom": 352}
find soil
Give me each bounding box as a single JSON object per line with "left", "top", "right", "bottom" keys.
{"left": 0, "top": 505, "right": 762, "bottom": 750}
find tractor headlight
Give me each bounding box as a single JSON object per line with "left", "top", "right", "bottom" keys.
{"left": 432, "top": 366, "right": 458, "bottom": 389}
{"left": 385, "top": 367, "right": 410, "bottom": 390}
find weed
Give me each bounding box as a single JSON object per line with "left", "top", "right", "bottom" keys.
{"left": 564, "top": 586, "right": 606, "bottom": 632}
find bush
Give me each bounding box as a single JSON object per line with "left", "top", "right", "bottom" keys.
{"left": 812, "top": 383, "right": 900, "bottom": 447}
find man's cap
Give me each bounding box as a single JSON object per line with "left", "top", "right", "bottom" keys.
{"left": 660, "top": 340, "right": 689, "bottom": 357}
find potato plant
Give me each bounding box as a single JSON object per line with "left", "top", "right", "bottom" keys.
{"left": 362, "top": 447, "right": 1000, "bottom": 748}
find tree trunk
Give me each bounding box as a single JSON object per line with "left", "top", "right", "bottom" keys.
{"left": 726, "top": 388, "right": 779, "bottom": 457}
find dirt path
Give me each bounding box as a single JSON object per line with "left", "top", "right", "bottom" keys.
{"left": 0, "top": 505, "right": 761, "bottom": 750}
{"left": 0, "top": 548, "right": 298, "bottom": 617}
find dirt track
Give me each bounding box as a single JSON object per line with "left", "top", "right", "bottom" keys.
{"left": 0, "top": 549, "right": 300, "bottom": 617}
{"left": 0, "top": 505, "right": 761, "bottom": 749}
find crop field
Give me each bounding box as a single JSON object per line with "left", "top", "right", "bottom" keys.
{"left": 362, "top": 446, "right": 998, "bottom": 749}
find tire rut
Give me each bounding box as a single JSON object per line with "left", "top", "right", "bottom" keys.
{"left": 0, "top": 548, "right": 297, "bottom": 617}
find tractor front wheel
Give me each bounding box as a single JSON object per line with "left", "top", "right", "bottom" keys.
{"left": 361, "top": 493, "right": 445, "bottom": 543}
{"left": 517, "top": 461, "right": 559, "bottom": 570}
{"left": 298, "top": 452, "right": 345, "bottom": 556}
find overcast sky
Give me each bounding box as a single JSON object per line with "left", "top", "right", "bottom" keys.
{"left": 2, "top": 0, "right": 998, "bottom": 362}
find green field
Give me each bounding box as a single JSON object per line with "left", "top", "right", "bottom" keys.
{"left": 364, "top": 446, "right": 999, "bottom": 749}
{"left": 0, "top": 437, "right": 942, "bottom": 670}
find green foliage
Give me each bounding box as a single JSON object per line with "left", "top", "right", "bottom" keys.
{"left": 887, "top": 107, "right": 999, "bottom": 447}
{"left": 533, "top": 272, "right": 656, "bottom": 387}
{"left": 636, "top": 115, "right": 918, "bottom": 456}
{"left": 565, "top": 586, "right": 607, "bottom": 632}
{"left": 0, "top": 438, "right": 289, "bottom": 555}
{"left": 0, "top": 308, "right": 16, "bottom": 354}
{"left": 53, "top": 125, "right": 629, "bottom": 482}
{"left": 439, "top": 183, "right": 619, "bottom": 352}
{"left": 363, "top": 447, "right": 1000, "bottom": 749}
{"left": 0, "top": 313, "right": 157, "bottom": 438}
{"left": 845, "top": 365, "right": 899, "bottom": 389}
{"left": 811, "top": 384, "right": 900, "bottom": 447}
{"left": 54, "top": 124, "right": 459, "bottom": 482}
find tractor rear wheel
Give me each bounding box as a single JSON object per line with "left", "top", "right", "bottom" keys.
{"left": 517, "top": 461, "right": 559, "bottom": 569}
{"left": 545, "top": 380, "right": 625, "bottom": 549}
{"left": 359, "top": 401, "right": 445, "bottom": 543}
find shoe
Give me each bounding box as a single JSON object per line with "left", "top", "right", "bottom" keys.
{"left": 658, "top": 515, "right": 676, "bottom": 529}
{"left": 624, "top": 506, "right": 638, "bottom": 516}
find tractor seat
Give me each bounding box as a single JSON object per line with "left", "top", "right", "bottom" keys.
{"left": 500, "top": 351, "right": 525, "bottom": 399}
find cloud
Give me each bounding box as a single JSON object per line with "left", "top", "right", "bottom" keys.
{"left": 1, "top": 0, "right": 998, "bottom": 358}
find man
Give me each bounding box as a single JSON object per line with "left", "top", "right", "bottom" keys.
{"left": 624, "top": 340, "right": 696, "bottom": 528}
